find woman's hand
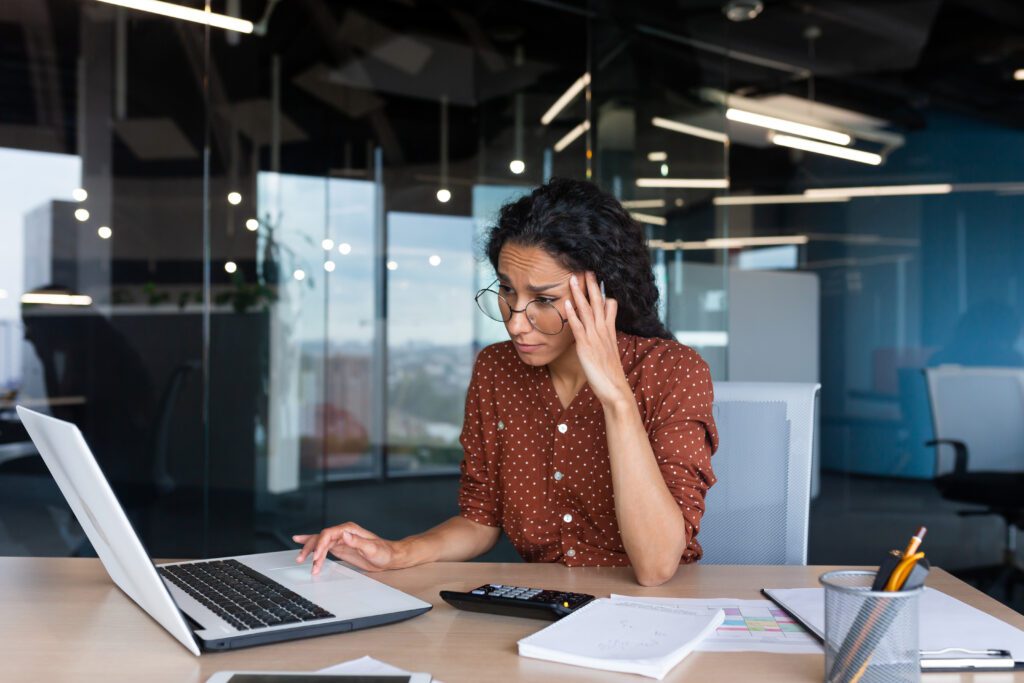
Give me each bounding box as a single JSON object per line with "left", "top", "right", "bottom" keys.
{"left": 565, "top": 271, "right": 631, "bottom": 407}
{"left": 293, "top": 522, "right": 403, "bottom": 574}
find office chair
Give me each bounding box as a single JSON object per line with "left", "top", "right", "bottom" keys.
{"left": 698, "top": 382, "right": 820, "bottom": 565}
{"left": 923, "top": 365, "right": 1024, "bottom": 599}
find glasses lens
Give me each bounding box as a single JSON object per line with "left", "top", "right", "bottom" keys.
{"left": 476, "top": 289, "right": 510, "bottom": 322}
{"left": 527, "top": 301, "right": 564, "bottom": 335}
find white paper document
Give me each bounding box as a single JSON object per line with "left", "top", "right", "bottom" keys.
{"left": 610, "top": 594, "right": 823, "bottom": 654}
{"left": 517, "top": 597, "right": 725, "bottom": 679}
{"left": 763, "top": 586, "right": 1024, "bottom": 661}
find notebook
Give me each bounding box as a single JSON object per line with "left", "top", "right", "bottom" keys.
{"left": 763, "top": 586, "right": 1024, "bottom": 667}
{"left": 517, "top": 598, "right": 725, "bottom": 680}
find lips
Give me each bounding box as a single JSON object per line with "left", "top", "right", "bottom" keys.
{"left": 514, "top": 341, "right": 543, "bottom": 353}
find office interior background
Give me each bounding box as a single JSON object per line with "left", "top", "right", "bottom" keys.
{"left": 1, "top": 0, "right": 1022, "bottom": 613}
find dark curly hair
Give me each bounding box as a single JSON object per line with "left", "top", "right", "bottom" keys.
{"left": 484, "top": 178, "right": 673, "bottom": 340}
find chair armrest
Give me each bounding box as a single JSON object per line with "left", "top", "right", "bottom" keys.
{"left": 925, "top": 438, "right": 968, "bottom": 475}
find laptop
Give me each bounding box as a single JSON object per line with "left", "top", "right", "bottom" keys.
{"left": 16, "top": 406, "right": 432, "bottom": 655}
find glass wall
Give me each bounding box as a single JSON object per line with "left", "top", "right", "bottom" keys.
{"left": 1, "top": 0, "right": 1021, "bottom": 611}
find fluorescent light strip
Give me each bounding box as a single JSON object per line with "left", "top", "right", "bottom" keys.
{"left": 621, "top": 199, "right": 666, "bottom": 209}
{"left": 96, "top": 0, "right": 253, "bottom": 32}
{"left": 804, "top": 184, "right": 953, "bottom": 199}
{"left": 714, "top": 194, "right": 850, "bottom": 206}
{"left": 674, "top": 331, "right": 729, "bottom": 347}
{"left": 726, "top": 108, "right": 851, "bottom": 145}
{"left": 636, "top": 178, "right": 729, "bottom": 189}
{"left": 630, "top": 212, "right": 667, "bottom": 226}
{"left": 540, "top": 73, "right": 591, "bottom": 125}
{"left": 647, "top": 152, "right": 667, "bottom": 162}
{"left": 21, "top": 293, "right": 93, "bottom": 306}
{"left": 705, "top": 235, "right": 809, "bottom": 248}
{"left": 553, "top": 120, "right": 590, "bottom": 153}
{"left": 652, "top": 117, "right": 729, "bottom": 144}
{"left": 771, "top": 134, "right": 882, "bottom": 166}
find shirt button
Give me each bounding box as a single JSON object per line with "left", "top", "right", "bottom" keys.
{"left": 553, "top": 470, "right": 564, "bottom": 481}
{"left": 562, "top": 513, "right": 573, "bottom": 523}
{"left": 497, "top": 421, "right": 505, "bottom": 431}
{"left": 557, "top": 423, "right": 568, "bottom": 433}
{"left": 566, "top": 548, "right": 576, "bottom": 558}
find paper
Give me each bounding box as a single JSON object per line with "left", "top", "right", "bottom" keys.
{"left": 319, "top": 655, "right": 442, "bottom": 683}
{"left": 518, "top": 598, "right": 724, "bottom": 679}
{"left": 611, "top": 594, "right": 823, "bottom": 654}
{"left": 763, "top": 586, "right": 1024, "bottom": 661}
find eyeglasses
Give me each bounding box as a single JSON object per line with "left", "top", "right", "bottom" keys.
{"left": 474, "top": 280, "right": 567, "bottom": 335}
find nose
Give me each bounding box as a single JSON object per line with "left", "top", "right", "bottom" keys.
{"left": 505, "top": 307, "right": 533, "bottom": 336}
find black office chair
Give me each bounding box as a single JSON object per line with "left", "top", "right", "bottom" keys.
{"left": 924, "top": 366, "right": 1024, "bottom": 601}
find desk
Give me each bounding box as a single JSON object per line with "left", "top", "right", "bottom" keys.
{"left": 2, "top": 558, "right": 1022, "bottom": 682}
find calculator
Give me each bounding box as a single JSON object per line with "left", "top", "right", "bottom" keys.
{"left": 439, "top": 584, "right": 596, "bottom": 621}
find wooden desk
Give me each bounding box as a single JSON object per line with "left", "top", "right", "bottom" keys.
{"left": 1, "top": 558, "right": 1022, "bottom": 682}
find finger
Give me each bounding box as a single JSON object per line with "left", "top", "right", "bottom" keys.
{"left": 295, "top": 535, "right": 318, "bottom": 562}
{"left": 292, "top": 534, "right": 311, "bottom": 544}
{"left": 569, "top": 274, "right": 596, "bottom": 330}
{"left": 336, "top": 522, "right": 380, "bottom": 541}
{"left": 328, "top": 546, "right": 381, "bottom": 572}
{"left": 344, "top": 533, "right": 379, "bottom": 562}
{"left": 585, "top": 272, "right": 605, "bottom": 326}
{"left": 564, "top": 299, "right": 586, "bottom": 339}
{"left": 604, "top": 298, "right": 618, "bottom": 335}
{"left": 311, "top": 529, "right": 341, "bottom": 574}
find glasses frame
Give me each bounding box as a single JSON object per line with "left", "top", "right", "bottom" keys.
{"left": 474, "top": 279, "right": 568, "bottom": 335}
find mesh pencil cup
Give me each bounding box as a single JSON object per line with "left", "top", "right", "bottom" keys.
{"left": 820, "top": 570, "right": 922, "bottom": 683}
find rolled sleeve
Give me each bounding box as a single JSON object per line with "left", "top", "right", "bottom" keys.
{"left": 457, "top": 349, "right": 501, "bottom": 527}
{"left": 648, "top": 353, "right": 718, "bottom": 553}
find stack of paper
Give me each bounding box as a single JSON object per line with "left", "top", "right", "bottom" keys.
{"left": 517, "top": 598, "right": 724, "bottom": 680}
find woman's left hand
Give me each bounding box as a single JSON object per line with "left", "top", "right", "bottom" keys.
{"left": 565, "top": 271, "right": 631, "bottom": 407}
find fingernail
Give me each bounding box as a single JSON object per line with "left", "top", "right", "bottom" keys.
{"left": 565, "top": 300, "right": 573, "bottom": 310}
{"left": 570, "top": 275, "right": 578, "bottom": 285}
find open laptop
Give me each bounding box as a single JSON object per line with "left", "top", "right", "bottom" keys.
{"left": 16, "top": 406, "right": 431, "bottom": 655}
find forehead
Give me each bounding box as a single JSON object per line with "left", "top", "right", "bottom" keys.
{"left": 497, "top": 243, "right": 571, "bottom": 281}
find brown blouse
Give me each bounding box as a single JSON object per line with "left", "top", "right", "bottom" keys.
{"left": 457, "top": 331, "right": 718, "bottom": 567}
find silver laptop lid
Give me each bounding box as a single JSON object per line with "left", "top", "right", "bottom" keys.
{"left": 16, "top": 406, "right": 201, "bottom": 656}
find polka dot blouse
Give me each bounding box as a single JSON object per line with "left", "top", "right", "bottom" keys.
{"left": 457, "top": 331, "right": 719, "bottom": 567}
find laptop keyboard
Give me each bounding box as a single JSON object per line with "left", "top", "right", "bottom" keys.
{"left": 158, "top": 559, "right": 335, "bottom": 631}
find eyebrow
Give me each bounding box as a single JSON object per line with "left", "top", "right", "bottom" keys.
{"left": 495, "top": 272, "right": 564, "bottom": 293}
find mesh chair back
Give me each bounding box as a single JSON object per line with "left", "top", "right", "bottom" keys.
{"left": 698, "top": 382, "right": 820, "bottom": 565}
{"left": 924, "top": 366, "right": 1024, "bottom": 474}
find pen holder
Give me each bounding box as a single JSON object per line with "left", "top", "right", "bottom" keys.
{"left": 820, "top": 570, "right": 922, "bottom": 683}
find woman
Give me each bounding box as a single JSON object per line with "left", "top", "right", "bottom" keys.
{"left": 295, "top": 178, "right": 718, "bottom": 586}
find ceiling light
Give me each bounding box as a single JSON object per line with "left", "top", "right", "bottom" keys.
{"left": 321, "top": 238, "right": 334, "bottom": 250}
{"left": 621, "top": 199, "right": 666, "bottom": 209}
{"left": 21, "top": 292, "right": 93, "bottom": 306}
{"left": 338, "top": 243, "right": 352, "bottom": 255}
{"left": 714, "top": 194, "right": 850, "bottom": 205}
{"left": 509, "top": 160, "right": 525, "bottom": 175}
{"left": 75, "top": 208, "right": 90, "bottom": 222}
{"left": 224, "top": 261, "right": 237, "bottom": 274}
{"left": 647, "top": 152, "right": 667, "bottom": 162}
{"left": 436, "top": 188, "right": 451, "bottom": 203}
{"left": 804, "top": 184, "right": 953, "bottom": 198}
{"left": 72, "top": 188, "right": 88, "bottom": 202}
{"left": 386, "top": 261, "right": 398, "bottom": 271}
{"left": 636, "top": 178, "right": 729, "bottom": 189}
{"left": 429, "top": 255, "right": 442, "bottom": 266}
{"left": 97, "top": 226, "right": 112, "bottom": 239}
{"left": 293, "top": 269, "right": 306, "bottom": 281}
{"left": 705, "top": 235, "right": 809, "bottom": 248}
{"left": 540, "top": 73, "right": 591, "bottom": 125}
{"left": 726, "top": 108, "right": 851, "bottom": 145}
{"left": 652, "top": 117, "right": 729, "bottom": 144}
{"left": 245, "top": 218, "right": 259, "bottom": 231}
{"left": 660, "top": 164, "right": 669, "bottom": 176}
{"left": 631, "top": 212, "right": 667, "bottom": 226}
{"left": 1015, "top": 69, "right": 1024, "bottom": 81}
{"left": 770, "top": 133, "right": 882, "bottom": 165}
{"left": 227, "top": 192, "right": 242, "bottom": 205}
{"left": 95, "top": 0, "right": 254, "bottom": 33}
{"left": 553, "top": 120, "right": 590, "bottom": 153}
{"left": 324, "top": 261, "right": 336, "bottom": 272}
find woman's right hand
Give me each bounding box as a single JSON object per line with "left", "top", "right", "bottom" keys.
{"left": 293, "top": 522, "right": 403, "bottom": 574}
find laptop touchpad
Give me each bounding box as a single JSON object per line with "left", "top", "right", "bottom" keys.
{"left": 268, "top": 563, "right": 354, "bottom": 585}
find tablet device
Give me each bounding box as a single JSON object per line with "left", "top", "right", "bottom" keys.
{"left": 206, "top": 673, "right": 431, "bottom": 683}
